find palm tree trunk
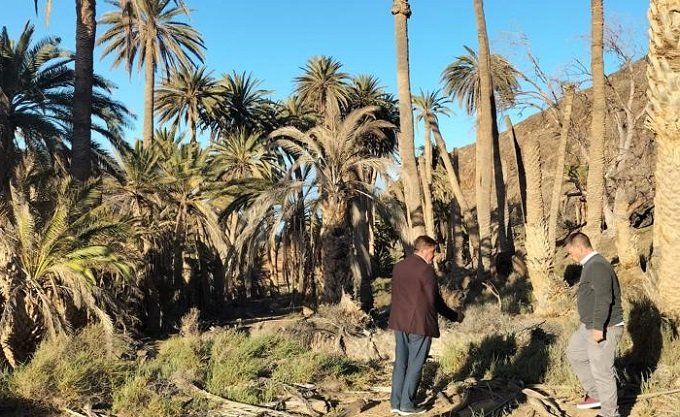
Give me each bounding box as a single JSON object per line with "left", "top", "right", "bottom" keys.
{"left": 647, "top": 0, "right": 680, "bottom": 319}
{"left": 71, "top": 0, "right": 96, "bottom": 181}
{"left": 143, "top": 38, "right": 155, "bottom": 148}
{"left": 419, "top": 127, "right": 435, "bottom": 237}
{"left": 491, "top": 108, "right": 509, "bottom": 256}
{"left": 431, "top": 120, "right": 481, "bottom": 261}
{"left": 584, "top": 0, "right": 606, "bottom": 246}
{"left": 473, "top": 0, "right": 495, "bottom": 277}
{"left": 548, "top": 86, "right": 575, "bottom": 256}
{"left": 450, "top": 199, "right": 466, "bottom": 271}
{"left": 189, "top": 116, "right": 197, "bottom": 144}
{"left": 0, "top": 92, "right": 11, "bottom": 198}
{"left": 350, "top": 197, "right": 373, "bottom": 311}
{"left": 319, "top": 199, "right": 349, "bottom": 304}
{"left": 504, "top": 116, "right": 526, "bottom": 223}
{"left": 392, "top": 0, "right": 425, "bottom": 239}
{"left": 523, "top": 139, "right": 556, "bottom": 315}
{"left": 613, "top": 188, "right": 639, "bottom": 269}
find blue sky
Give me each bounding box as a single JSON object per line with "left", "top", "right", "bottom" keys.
{"left": 4, "top": 0, "right": 648, "bottom": 150}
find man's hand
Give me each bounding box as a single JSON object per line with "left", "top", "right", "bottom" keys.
{"left": 591, "top": 329, "right": 604, "bottom": 343}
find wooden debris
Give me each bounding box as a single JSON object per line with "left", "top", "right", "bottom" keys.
{"left": 522, "top": 387, "right": 569, "bottom": 417}
{"left": 174, "top": 378, "right": 298, "bottom": 417}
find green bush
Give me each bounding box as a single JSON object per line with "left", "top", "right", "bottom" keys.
{"left": 112, "top": 375, "right": 183, "bottom": 417}
{"left": 11, "top": 325, "right": 129, "bottom": 409}
{"left": 148, "top": 334, "right": 211, "bottom": 382}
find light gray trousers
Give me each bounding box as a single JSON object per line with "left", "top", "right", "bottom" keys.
{"left": 566, "top": 323, "right": 624, "bottom": 417}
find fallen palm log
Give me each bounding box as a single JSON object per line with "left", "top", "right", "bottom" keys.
{"left": 174, "top": 378, "right": 298, "bottom": 417}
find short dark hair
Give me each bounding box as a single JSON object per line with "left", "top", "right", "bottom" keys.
{"left": 414, "top": 235, "right": 437, "bottom": 251}
{"left": 565, "top": 232, "right": 592, "bottom": 249}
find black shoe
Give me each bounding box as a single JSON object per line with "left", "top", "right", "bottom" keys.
{"left": 396, "top": 407, "right": 427, "bottom": 416}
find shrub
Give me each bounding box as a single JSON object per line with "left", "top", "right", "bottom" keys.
{"left": 11, "top": 326, "right": 129, "bottom": 410}
{"left": 112, "top": 375, "right": 183, "bottom": 417}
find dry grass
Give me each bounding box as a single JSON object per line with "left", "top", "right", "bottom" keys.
{"left": 112, "top": 375, "right": 184, "bottom": 417}
{"left": 10, "top": 326, "right": 129, "bottom": 410}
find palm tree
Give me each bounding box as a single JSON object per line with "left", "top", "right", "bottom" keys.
{"left": 211, "top": 130, "right": 275, "bottom": 182}
{"left": 0, "top": 158, "right": 133, "bottom": 367}
{"left": 271, "top": 106, "right": 394, "bottom": 304}
{"left": 347, "top": 74, "right": 399, "bottom": 157}
{"left": 441, "top": 45, "right": 521, "bottom": 115}
{"left": 413, "top": 91, "right": 445, "bottom": 238}
{"left": 211, "top": 71, "right": 275, "bottom": 135}
{"left": 473, "top": 0, "right": 497, "bottom": 276}
{"left": 392, "top": 0, "right": 425, "bottom": 239}
{"left": 276, "top": 95, "right": 317, "bottom": 132}
{"left": 583, "top": 0, "right": 606, "bottom": 247}
{"left": 155, "top": 65, "right": 218, "bottom": 143}
{"left": 154, "top": 133, "right": 228, "bottom": 311}
{"left": 295, "top": 56, "right": 349, "bottom": 127}
{"left": 0, "top": 23, "right": 131, "bottom": 193}
{"left": 522, "top": 138, "right": 557, "bottom": 315}
{"left": 31, "top": 0, "right": 97, "bottom": 181}
{"left": 346, "top": 75, "right": 398, "bottom": 309}
{"left": 412, "top": 90, "right": 480, "bottom": 267}
{"left": 97, "top": 0, "right": 205, "bottom": 147}
{"left": 647, "top": 0, "right": 680, "bottom": 319}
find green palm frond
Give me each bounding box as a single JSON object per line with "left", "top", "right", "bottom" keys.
{"left": 2, "top": 169, "right": 135, "bottom": 342}
{"left": 155, "top": 65, "right": 218, "bottom": 142}
{"left": 0, "top": 21, "right": 132, "bottom": 176}
{"left": 295, "top": 56, "right": 350, "bottom": 123}
{"left": 413, "top": 90, "right": 452, "bottom": 123}
{"left": 441, "top": 45, "right": 520, "bottom": 114}
{"left": 98, "top": 0, "right": 205, "bottom": 76}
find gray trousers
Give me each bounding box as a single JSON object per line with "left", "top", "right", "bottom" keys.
{"left": 566, "top": 323, "right": 624, "bottom": 417}
{"left": 391, "top": 331, "right": 432, "bottom": 410}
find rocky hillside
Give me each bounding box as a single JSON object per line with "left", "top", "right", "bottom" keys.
{"left": 453, "top": 59, "right": 653, "bottom": 238}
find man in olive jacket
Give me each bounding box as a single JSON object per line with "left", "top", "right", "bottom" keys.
{"left": 565, "top": 232, "right": 624, "bottom": 417}
{"left": 388, "top": 235, "right": 464, "bottom": 416}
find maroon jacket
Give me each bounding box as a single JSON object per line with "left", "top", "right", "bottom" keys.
{"left": 388, "top": 255, "right": 459, "bottom": 338}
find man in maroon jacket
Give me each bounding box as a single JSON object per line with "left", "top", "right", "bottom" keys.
{"left": 388, "top": 235, "right": 464, "bottom": 415}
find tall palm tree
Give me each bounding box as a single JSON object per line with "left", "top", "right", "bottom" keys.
{"left": 392, "top": 0, "right": 425, "bottom": 239}
{"left": 0, "top": 23, "right": 131, "bottom": 193}
{"left": 31, "top": 0, "right": 98, "bottom": 181}
{"left": 412, "top": 91, "right": 480, "bottom": 267}
{"left": 473, "top": 0, "right": 497, "bottom": 276}
{"left": 271, "top": 106, "right": 394, "bottom": 304}
{"left": 97, "top": 0, "right": 205, "bottom": 147}
{"left": 295, "top": 56, "right": 349, "bottom": 127}
{"left": 584, "top": 0, "right": 606, "bottom": 247}
{"left": 647, "top": 0, "right": 680, "bottom": 319}
{"left": 413, "top": 91, "right": 446, "bottom": 238}
{"left": 441, "top": 45, "right": 520, "bottom": 115}
{"left": 155, "top": 65, "right": 218, "bottom": 143}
